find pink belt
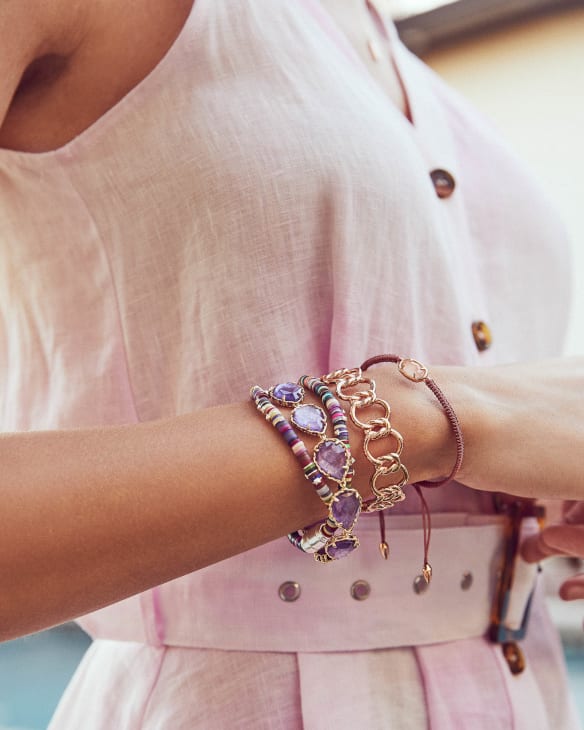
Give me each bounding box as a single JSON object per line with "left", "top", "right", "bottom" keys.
{"left": 77, "top": 513, "right": 538, "bottom": 652}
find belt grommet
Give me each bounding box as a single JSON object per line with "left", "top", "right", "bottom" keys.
{"left": 278, "top": 581, "right": 301, "bottom": 602}
{"left": 413, "top": 575, "right": 429, "bottom": 595}
{"left": 350, "top": 579, "right": 371, "bottom": 601}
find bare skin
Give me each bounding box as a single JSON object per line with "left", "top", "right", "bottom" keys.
{"left": 0, "top": 0, "right": 194, "bottom": 152}
{"left": 0, "top": 1, "right": 582, "bottom": 641}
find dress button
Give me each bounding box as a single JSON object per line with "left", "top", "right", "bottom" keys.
{"left": 430, "top": 169, "right": 456, "bottom": 199}
{"left": 460, "top": 572, "right": 473, "bottom": 590}
{"left": 350, "top": 579, "right": 371, "bottom": 601}
{"left": 502, "top": 641, "right": 526, "bottom": 675}
{"left": 278, "top": 581, "right": 301, "bottom": 602}
{"left": 471, "top": 320, "right": 493, "bottom": 351}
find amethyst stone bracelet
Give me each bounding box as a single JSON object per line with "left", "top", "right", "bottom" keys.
{"left": 251, "top": 378, "right": 361, "bottom": 563}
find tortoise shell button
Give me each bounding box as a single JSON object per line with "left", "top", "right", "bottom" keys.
{"left": 502, "top": 641, "right": 526, "bottom": 675}
{"left": 472, "top": 320, "right": 492, "bottom": 352}
{"left": 430, "top": 169, "right": 456, "bottom": 199}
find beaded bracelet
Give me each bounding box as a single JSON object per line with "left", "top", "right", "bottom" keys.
{"left": 250, "top": 381, "right": 362, "bottom": 562}
{"left": 282, "top": 378, "right": 362, "bottom": 562}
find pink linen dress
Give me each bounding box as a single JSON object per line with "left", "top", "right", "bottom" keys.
{"left": 0, "top": 1, "right": 580, "bottom": 727}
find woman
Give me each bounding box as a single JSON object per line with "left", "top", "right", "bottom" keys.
{"left": 0, "top": 0, "right": 582, "bottom": 727}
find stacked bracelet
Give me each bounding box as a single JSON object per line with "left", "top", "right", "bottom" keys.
{"left": 361, "top": 355, "right": 464, "bottom": 487}
{"left": 250, "top": 355, "right": 463, "bottom": 571}
{"left": 359, "top": 354, "right": 465, "bottom": 578}
{"left": 360, "top": 355, "right": 464, "bottom": 488}
{"left": 251, "top": 380, "right": 362, "bottom": 563}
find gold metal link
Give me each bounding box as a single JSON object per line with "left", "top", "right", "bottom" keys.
{"left": 323, "top": 368, "right": 362, "bottom": 386}
{"left": 349, "top": 399, "right": 391, "bottom": 430}
{"left": 363, "top": 430, "right": 404, "bottom": 466}
{"left": 364, "top": 417, "right": 392, "bottom": 439}
{"left": 368, "top": 453, "right": 401, "bottom": 473}
{"left": 323, "top": 368, "right": 411, "bottom": 513}
{"left": 371, "top": 462, "right": 409, "bottom": 489}
{"left": 336, "top": 376, "right": 376, "bottom": 404}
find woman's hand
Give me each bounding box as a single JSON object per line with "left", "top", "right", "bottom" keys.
{"left": 425, "top": 357, "right": 584, "bottom": 501}
{"left": 521, "top": 502, "right": 584, "bottom": 600}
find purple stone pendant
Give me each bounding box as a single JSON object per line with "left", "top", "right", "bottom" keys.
{"left": 291, "top": 404, "right": 327, "bottom": 435}
{"left": 329, "top": 488, "right": 362, "bottom": 530}
{"left": 325, "top": 534, "right": 359, "bottom": 560}
{"left": 313, "top": 439, "right": 351, "bottom": 483}
{"left": 314, "top": 549, "right": 334, "bottom": 564}
{"left": 269, "top": 382, "right": 304, "bottom": 407}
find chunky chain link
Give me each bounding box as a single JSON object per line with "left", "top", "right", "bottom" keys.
{"left": 322, "top": 368, "right": 408, "bottom": 513}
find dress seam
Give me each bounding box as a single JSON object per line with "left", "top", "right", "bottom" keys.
{"left": 490, "top": 642, "right": 516, "bottom": 730}
{"left": 295, "top": 653, "right": 306, "bottom": 730}
{"left": 136, "top": 645, "right": 168, "bottom": 730}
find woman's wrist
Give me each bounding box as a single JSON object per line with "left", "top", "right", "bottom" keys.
{"left": 342, "top": 362, "right": 458, "bottom": 492}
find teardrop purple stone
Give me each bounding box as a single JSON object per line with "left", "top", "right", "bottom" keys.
{"left": 315, "top": 440, "right": 348, "bottom": 481}
{"left": 328, "top": 538, "right": 358, "bottom": 560}
{"left": 272, "top": 382, "right": 303, "bottom": 404}
{"left": 292, "top": 404, "right": 326, "bottom": 433}
{"left": 331, "top": 491, "right": 361, "bottom": 529}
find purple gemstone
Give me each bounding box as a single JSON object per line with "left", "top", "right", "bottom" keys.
{"left": 331, "top": 491, "right": 361, "bottom": 529}
{"left": 291, "top": 404, "right": 326, "bottom": 433}
{"left": 328, "top": 538, "right": 357, "bottom": 560}
{"left": 272, "top": 382, "right": 303, "bottom": 404}
{"left": 315, "top": 440, "right": 348, "bottom": 481}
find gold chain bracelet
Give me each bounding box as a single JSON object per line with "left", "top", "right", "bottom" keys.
{"left": 322, "top": 367, "right": 408, "bottom": 514}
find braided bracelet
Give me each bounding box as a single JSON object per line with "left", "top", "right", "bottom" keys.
{"left": 359, "top": 354, "right": 464, "bottom": 579}
{"left": 360, "top": 355, "right": 464, "bottom": 488}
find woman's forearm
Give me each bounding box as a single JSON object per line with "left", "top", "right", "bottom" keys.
{"left": 1, "top": 357, "right": 582, "bottom": 640}
{"left": 0, "top": 402, "right": 326, "bottom": 640}
{"left": 0, "top": 361, "right": 452, "bottom": 640}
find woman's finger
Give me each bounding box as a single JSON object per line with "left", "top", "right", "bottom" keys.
{"left": 559, "top": 574, "right": 584, "bottom": 601}
{"left": 521, "top": 532, "right": 558, "bottom": 563}
{"left": 538, "top": 525, "right": 584, "bottom": 556}
{"left": 520, "top": 525, "right": 584, "bottom": 562}
{"left": 565, "top": 501, "right": 584, "bottom": 524}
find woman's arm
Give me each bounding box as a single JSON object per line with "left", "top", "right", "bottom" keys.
{"left": 0, "top": 362, "right": 451, "bottom": 641}
{"left": 1, "top": 357, "right": 583, "bottom": 641}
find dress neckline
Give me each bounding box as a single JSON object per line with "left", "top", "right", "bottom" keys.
{"left": 310, "top": 0, "right": 416, "bottom": 129}
{"left": 0, "top": 0, "right": 203, "bottom": 164}
{"left": 0, "top": 0, "right": 419, "bottom": 167}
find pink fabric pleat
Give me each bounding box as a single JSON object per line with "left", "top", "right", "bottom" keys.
{"left": 416, "top": 639, "right": 515, "bottom": 730}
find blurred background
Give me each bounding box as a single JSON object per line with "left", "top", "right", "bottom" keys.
{"left": 1, "top": 1, "right": 583, "bottom": 727}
